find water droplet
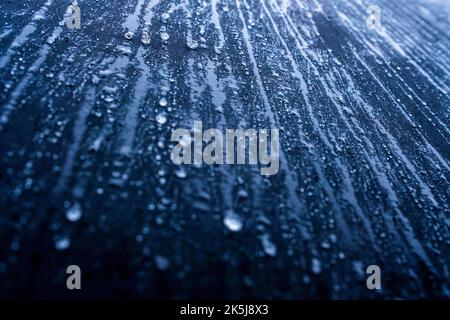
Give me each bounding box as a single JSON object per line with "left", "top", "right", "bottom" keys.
{"left": 237, "top": 189, "right": 248, "bottom": 200}
{"left": 11, "top": 241, "right": 20, "bottom": 251}
{"left": 89, "top": 137, "right": 103, "bottom": 152}
{"left": 160, "top": 32, "right": 170, "bottom": 41}
{"left": 159, "top": 97, "right": 168, "bottom": 107}
{"left": 175, "top": 168, "right": 187, "bottom": 179}
{"left": 124, "top": 31, "right": 134, "bottom": 40}
{"left": 55, "top": 236, "right": 71, "bottom": 251}
{"left": 161, "top": 13, "right": 170, "bottom": 21}
{"left": 156, "top": 113, "right": 167, "bottom": 125}
{"left": 92, "top": 75, "right": 100, "bottom": 84}
{"left": 154, "top": 255, "right": 170, "bottom": 271}
{"left": 99, "top": 69, "right": 113, "bottom": 77}
{"left": 260, "top": 234, "right": 277, "bottom": 257}
{"left": 186, "top": 39, "right": 199, "bottom": 50}
{"left": 141, "top": 33, "right": 151, "bottom": 45}
{"left": 103, "top": 96, "right": 115, "bottom": 103}
{"left": 312, "top": 258, "right": 322, "bottom": 274}
{"left": 224, "top": 210, "right": 243, "bottom": 232}
{"left": 321, "top": 240, "right": 331, "bottom": 249}
{"left": 47, "top": 36, "right": 56, "bottom": 45}
{"left": 66, "top": 202, "right": 82, "bottom": 222}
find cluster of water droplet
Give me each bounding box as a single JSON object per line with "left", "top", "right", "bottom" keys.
{"left": 120, "top": 13, "right": 208, "bottom": 50}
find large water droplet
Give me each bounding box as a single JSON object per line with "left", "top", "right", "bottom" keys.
{"left": 92, "top": 75, "right": 100, "bottom": 84}
{"left": 99, "top": 69, "right": 113, "bottom": 77}
{"left": 55, "top": 236, "right": 71, "bottom": 251}
{"left": 186, "top": 39, "right": 199, "bottom": 50}
{"left": 260, "top": 234, "right": 277, "bottom": 257}
{"left": 154, "top": 255, "right": 170, "bottom": 271}
{"left": 104, "top": 85, "right": 118, "bottom": 94}
{"left": 156, "top": 113, "right": 167, "bottom": 125}
{"left": 141, "top": 33, "right": 151, "bottom": 45}
{"left": 161, "top": 13, "right": 170, "bottom": 21}
{"left": 159, "top": 97, "right": 168, "bottom": 107}
{"left": 66, "top": 202, "right": 82, "bottom": 222}
{"left": 321, "top": 240, "right": 331, "bottom": 249}
{"left": 175, "top": 168, "right": 187, "bottom": 179}
{"left": 224, "top": 210, "right": 243, "bottom": 232}
{"left": 312, "top": 258, "right": 322, "bottom": 274}
{"left": 124, "top": 31, "right": 134, "bottom": 40}
{"left": 103, "top": 96, "right": 115, "bottom": 103}
{"left": 160, "top": 32, "right": 170, "bottom": 41}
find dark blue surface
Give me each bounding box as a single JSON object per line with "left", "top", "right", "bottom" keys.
{"left": 0, "top": 0, "right": 449, "bottom": 299}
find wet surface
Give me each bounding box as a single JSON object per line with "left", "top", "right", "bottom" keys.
{"left": 0, "top": 0, "right": 449, "bottom": 299}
